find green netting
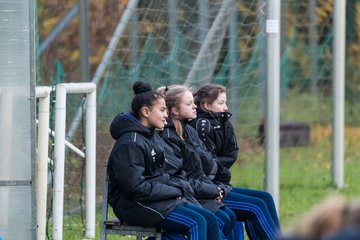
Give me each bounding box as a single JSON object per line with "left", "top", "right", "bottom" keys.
{"left": 97, "top": 34, "right": 264, "bottom": 120}
{"left": 280, "top": 29, "right": 333, "bottom": 97}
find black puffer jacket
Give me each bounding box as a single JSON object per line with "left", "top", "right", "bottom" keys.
{"left": 108, "top": 112, "right": 186, "bottom": 227}
{"left": 160, "top": 119, "right": 223, "bottom": 213}
{"left": 189, "top": 109, "right": 239, "bottom": 185}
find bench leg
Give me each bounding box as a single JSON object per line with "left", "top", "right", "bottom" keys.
{"left": 136, "top": 236, "right": 142, "bottom": 240}
{"left": 100, "top": 223, "right": 106, "bottom": 240}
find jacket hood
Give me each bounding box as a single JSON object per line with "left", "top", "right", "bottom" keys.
{"left": 110, "top": 112, "right": 154, "bottom": 140}
{"left": 196, "top": 108, "right": 232, "bottom": 122}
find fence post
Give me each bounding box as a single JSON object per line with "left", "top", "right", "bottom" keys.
{"left": 265, "top": 0, "right": 281, "bottom": 212}
{"left": 332, "top": 0, "right": 346, "bottom": 189}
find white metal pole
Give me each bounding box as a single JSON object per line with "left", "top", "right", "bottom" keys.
{"left": 64, "top": 82, "right": 97, "bottom": 94}
{"left": 332, "top": 0, "right": 346, "bottom": 189}
{"left": 49, "top": 128, "right": 86, "bottom": 158}
{"left": 84, "top": 90, "right": 96, "bottom": 239}
{"left": 52, "top": 82, "right": 96, "bottom": 240}
{"left": 35, "top": 86, "right": 52, "bottom": 240}
{"left": 265, "top": 0, "right": 281, "bottom": 212}
{"left": 53, "top": 84, "right": 67, "bottom": 240}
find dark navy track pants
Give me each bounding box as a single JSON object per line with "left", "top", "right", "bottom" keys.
{"left": 159, "top": 203, "right": 226, "bottom": 240}
{"left": 215, "top": 206, "right": 236, "bottom": 237}
{"left": 223, "top": 188, "right": 280, "bottom": 240}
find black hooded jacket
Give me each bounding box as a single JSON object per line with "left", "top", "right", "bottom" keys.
{"left": 189, "top": 108, "right": 239, "bottom": 185}
{"left": 107, "top": 112, "right": 186, "bottom": 227}
{"left": 160, "top": 118, "right": 224, "bottom": 213}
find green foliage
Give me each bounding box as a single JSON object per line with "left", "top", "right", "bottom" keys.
{"left": 37, "top": 0, "right": 126, "bottom": 85}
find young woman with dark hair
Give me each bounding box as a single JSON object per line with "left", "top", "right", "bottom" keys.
{"left": 190, "top": 83, "right": 281, "bottom": 240}
{"left": 107, "top": 81, "right": 224, "bottom": 240}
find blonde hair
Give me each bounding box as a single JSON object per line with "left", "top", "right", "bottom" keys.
{"left": 158, "top": 84, "right": 192, "bottom": 139}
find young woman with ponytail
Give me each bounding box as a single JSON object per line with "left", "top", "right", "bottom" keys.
{"left": 160, "top": 84, "right": 280, "bottom": 240}
{"left": 158, "top": 85, "right": 236, "bottom": 239}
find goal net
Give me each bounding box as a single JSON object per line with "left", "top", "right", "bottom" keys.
{"left": 97, "top": 0, "right": 267, "bottom": 148}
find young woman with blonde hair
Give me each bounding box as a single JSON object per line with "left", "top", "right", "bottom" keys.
{"left": 161, "top": 84, "right": 280, "bottom": 240}
{"left": 158, "top": 85, "right": 236, "bottom": 239}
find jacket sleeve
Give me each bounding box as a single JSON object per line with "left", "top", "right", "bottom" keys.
{"left": 110, "top": 142, "right": 182, "bottom": 201}
{"left": 161, "top": 137, "right": 195, "bottom": 197}
{"left": 217, "top": 150, "right": 238, "bottom": 169}
{"left": 188, "top": 177, "right": 220, "bottom": 199}
{"left": 217, "top": 124, "right": 239, "bottom": 169}
{"left": 165, "top": 138, "right": 220, "bottom": 199}
{"left": 195, "top": 118, "right": 239, "bottom": 170}
{"left": 187, "top": 126, "right": 218, "bottom": 179}
{"left": 162, "top": 130, "right": 219, "bottom": 199}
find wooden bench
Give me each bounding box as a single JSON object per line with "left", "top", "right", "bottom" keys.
{"left": 100, "top": 164, "right": 162, "bottom": 240}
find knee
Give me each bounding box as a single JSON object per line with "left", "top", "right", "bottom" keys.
{"left": 206, "top": 212, "right": 221, "bottom": 227}
{"left": 222, "top": 213, "right": 232, "bottom": 226}
{"left": 248, "top": 196, "right": 267, "bottom": 209}
{"left": 228, "top": 210, "right": 236, "bottom": 223}
{"left": 227, "top": 212, "right": 237, "bottom": 230}
{"left": 195, "top": 214, "right": 207, "bottom": 227}
{"left": 262, "top": 191, "right": 274, "bottom": 201}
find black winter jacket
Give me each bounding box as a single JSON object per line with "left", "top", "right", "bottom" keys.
{"left": 189, "top": 109, "right": 239, "bottom": 185}
{"left": 160, "top": 119, "right": 224, "bottom": 213}
{"left": 108, "top": 112, "right": 186, "bottom": 227}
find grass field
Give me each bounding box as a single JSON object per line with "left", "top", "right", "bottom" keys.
{"left": 232, "top": 124, "right": 360, "bottom": 230}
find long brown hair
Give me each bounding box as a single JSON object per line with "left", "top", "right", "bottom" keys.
{"left": 158, "top": 84, "right": 191, "bottom": 139}
{"left": 194, "top": 84, "right": 226, "bottom": 111}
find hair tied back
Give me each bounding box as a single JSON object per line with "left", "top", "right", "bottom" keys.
{"left": 133, "top": 81, "right": 152, "bottom": 95}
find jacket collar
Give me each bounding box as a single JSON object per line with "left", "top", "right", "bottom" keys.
{"left": 196, "top": 108, "right": 232, "bottom": 123}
